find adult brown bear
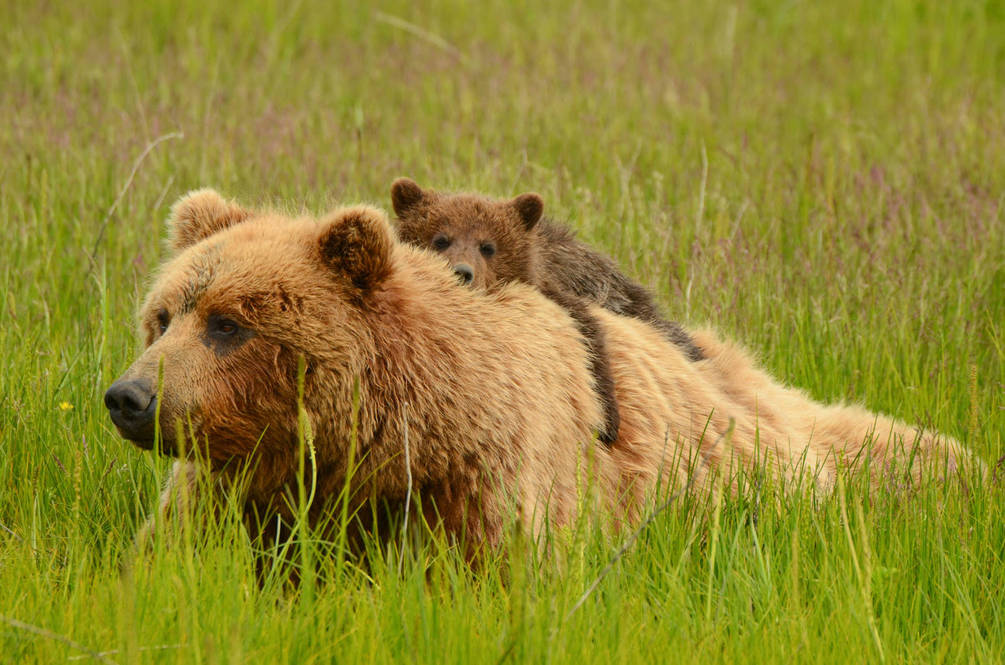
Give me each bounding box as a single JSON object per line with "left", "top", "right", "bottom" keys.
{"left": 105, "top": 190, "right": 971, "bottom": 552}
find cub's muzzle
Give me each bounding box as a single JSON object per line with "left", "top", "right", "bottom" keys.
{"left": 104, "top": 378, "right": 158, "bottom": 448}
{"left": 453, "top": 263, "right": 474, "bottom": 285}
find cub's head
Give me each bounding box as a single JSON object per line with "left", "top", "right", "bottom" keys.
{"left": 104, "top": 189, "right": 393, "bottom": 465}
{"left": 391, "top": 177, "right": 544, "bottom": 290}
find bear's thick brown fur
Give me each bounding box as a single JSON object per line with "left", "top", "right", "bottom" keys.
{"left": 107, "top": 191, "right": 973, "bottom": 554}
{"left": 390, "top": 178, "right": 706, "bottom": 445}
{"left": 391, "top": 178, "right": 625, "bottom": 446}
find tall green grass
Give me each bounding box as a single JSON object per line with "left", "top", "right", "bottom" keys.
{"left": 1, "top": 0, "right": 1002, "bottom": 662}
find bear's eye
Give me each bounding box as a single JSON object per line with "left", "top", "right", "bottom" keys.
{"left": 479, "top": 242, "right": 496, "bottom": 258}
{"left": 208, "top": 315, "right": 240, "bottom": 339}
{"left": 431, "top": 233, "right": 451, "bottom": 251}
{"left": 156, "top": 309, "right": 170, "bottom": 335}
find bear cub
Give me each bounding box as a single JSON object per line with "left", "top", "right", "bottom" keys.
{"left": 391, "top": 178, "right": 704, "bottom": 445}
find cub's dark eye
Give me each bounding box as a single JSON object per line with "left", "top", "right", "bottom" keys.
{"left": 156, "top": 309, "right": 170, "bottom": 335}
{"left": 431, "top": 234, "right": 451, "bottom": 251}
{"left": 479, "top": 243, "right": 496, "bottom": 258}
{"left": 208, "top": 316, "right": 240, "bottom": 339}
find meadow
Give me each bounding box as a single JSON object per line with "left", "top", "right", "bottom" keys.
{"left": 1, "top": 0, "right": 1003, "bottom": 662}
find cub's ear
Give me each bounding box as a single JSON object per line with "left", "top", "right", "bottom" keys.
{"left": 318, "top": 205, "right": 394, "bottom": 291}
{"left": 512, "top": 193, "right": 544, "bottom": 231}
{"left": 390, "top": 177, "right": 428, "bottom": 217}
{"left": 168, "top": 189, "right": 252, "bottom": 251}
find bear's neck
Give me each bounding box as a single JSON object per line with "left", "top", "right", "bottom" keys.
{"left": 309, "top": 254, "right": 515, "bottom": 498}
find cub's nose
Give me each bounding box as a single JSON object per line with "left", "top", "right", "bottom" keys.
{"left": 453, "top": 263, "right": 474, "bottom": 285}
{"left": 104, "top": 379, "right": 157, "bottom": 443}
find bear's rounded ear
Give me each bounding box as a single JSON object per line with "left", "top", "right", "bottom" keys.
{"left": 390, "top": 177, "right": 427, "bottom": 217}
{"left": 512, "top": 193, "right": 544, "bottom": 231}
{"left": 318, "top": 205, "right": 394, "bottom": 291}
{"left": 168, "top": 189, "right": 252, "bottom": 251}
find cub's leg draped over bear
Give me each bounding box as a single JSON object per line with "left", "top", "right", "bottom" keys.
{"left": 105, "top": 190, "right": 973, "bottom": 555}
{"left": 390, "top": 177, "right": 705, "bottom": 445}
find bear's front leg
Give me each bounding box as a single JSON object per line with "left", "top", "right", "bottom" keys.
{"left": 128, "top": 460, "right": 206, "bottom": 559}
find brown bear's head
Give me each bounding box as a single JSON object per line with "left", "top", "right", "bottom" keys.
{"left": 104, "top": 189, "right": 393, "bottom": 472}
{"left": 391, "top": 177, "right": 544, "bottom": 290}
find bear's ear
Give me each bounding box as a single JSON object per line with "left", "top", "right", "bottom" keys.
{"left": 390, "top": 177, "right": 428, "bottom": 217}
{"left": 318, "top": 205, "right": 394, "bottom": 292}
{"left": 511, "top": 193, "right": 544, "bottom": 231}
{"left": 168, "top": 189, "right": 252, "bottom": 251}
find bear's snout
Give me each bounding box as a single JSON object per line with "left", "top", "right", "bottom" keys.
{"left": 453, "top": 263, "right": 474, "bottom": 285}
{"left": 104, "top": 378, "right": 158, "bottom": 447}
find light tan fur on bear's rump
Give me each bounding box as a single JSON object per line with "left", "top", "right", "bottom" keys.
{"left": 594, "top": 314, "right": 972, "bottom": 508}
{"left": 115, "top": 191, "right": 973, "bottom": 555}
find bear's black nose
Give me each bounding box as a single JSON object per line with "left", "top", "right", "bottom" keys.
{"left": 104, "top": 379, "right": 157, "bottom": 444}
{"left": 454, "top": 264, "right": 474, "bottom": 285}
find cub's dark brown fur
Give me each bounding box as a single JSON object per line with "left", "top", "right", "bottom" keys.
{"left": 391, "top": 178, "right": 703, "bottom": 445}
{"left": 535, "top": 221, "right": 703, "bottom": 362}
